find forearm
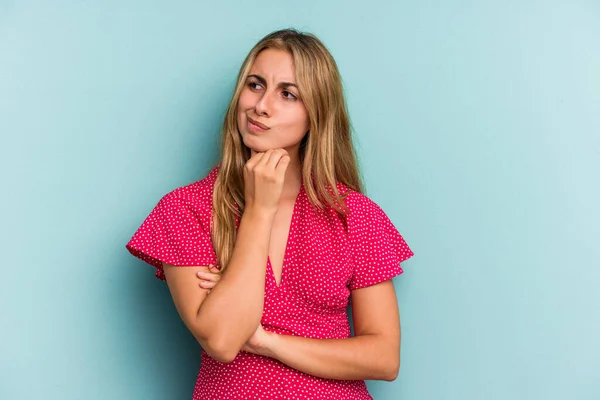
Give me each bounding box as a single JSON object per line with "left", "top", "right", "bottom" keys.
{"left": 263, "top": 333, "right": 399, "bottom": 381}
{"left": 196, "top": 208, "right": 274, "bottom": 359}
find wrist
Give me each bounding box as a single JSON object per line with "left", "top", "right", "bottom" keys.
{"left": 244, "top": 206, "right": 277, "bottom": 222}
{"left": 260, "top": 331, "right": 280, "bottom": 359}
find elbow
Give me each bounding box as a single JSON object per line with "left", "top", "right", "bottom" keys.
{"left": 383, "top": 367, "right": 399, "bottom": 382}
{"left": 382, "top": 357, "right": 400, "bottom": 382}
{"left": 194, "top": 329, "right": 241, "bottom": 364}
{"left": 207, "top": 338, "right": 240, "bottom": 364}
{"left": 204, "top": 345, "right": 238, "bottom": 364}
{"left": 381, "top": 337, "right": 400, "bottom": 381}
{"left": 191, "top": 312, "right": 257, "bottom": 363}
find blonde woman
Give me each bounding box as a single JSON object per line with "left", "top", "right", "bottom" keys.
{"left": 126, "top": 28, "right": 414, "bottom": 400}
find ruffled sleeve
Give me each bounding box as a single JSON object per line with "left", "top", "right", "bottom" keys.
{"left": 125, "top": 192, "right": 217, "bottom": 281}
{"left": 347, "top": 193, "right": 414, "bottom": 290}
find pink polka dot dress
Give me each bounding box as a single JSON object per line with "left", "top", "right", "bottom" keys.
{"left": 126, "top": 166, "right": 414, "bottom": 399}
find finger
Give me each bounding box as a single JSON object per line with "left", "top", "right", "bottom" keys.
{"left": 206, "top": 263, "right": 218, "bottom": 271}
{"left": 197, "top": 272, "right": 220, "bottom": 282}
{"left": 275, "top": 154, "right": 291, "bottom": 176}
{"left": 199, "top": 280, "right": 217, "bottom": 289}
{"left": 245, "top": 152, "right": 265, "bottom": 171}
{"left": 257, "top": 149, "right": 275, "bottom": 167}
{"left": 266, "top": 149, "right": 288, "bottom": 170}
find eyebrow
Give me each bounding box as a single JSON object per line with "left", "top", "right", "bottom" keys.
{"left": 247, "top": 74, "right": 298, "bottom": 90}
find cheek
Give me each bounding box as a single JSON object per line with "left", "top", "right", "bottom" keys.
{"left": 291, "top": 108, "right": 309, "bottom": 134}
{"left": 238, "top": 90, "right": 253, "bottom": 111}
{"left": 281, "top": 103, "right": 306, "bottom": 124}
{"left": 276, "top": 110, "right": 309, "bottom": 145}
{"left": 237, "top": 91, "right": 254, "bottom": 128}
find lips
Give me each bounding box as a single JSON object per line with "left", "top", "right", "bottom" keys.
{"left": 247, "top": 116, "right": 270, "bottom": 130}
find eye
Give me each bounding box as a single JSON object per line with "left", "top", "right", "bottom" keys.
{"left": 282, "top": 90, "right": 298, "bottom": 100}
{"left": 248, "top": 81, "right": 263, "bottom": 91}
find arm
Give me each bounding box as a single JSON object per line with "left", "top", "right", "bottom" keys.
{"left": 163, "top": 149, "right": 289, "bottom": 363}
{"left": 258, "top": 280, "right": 401, "bottom": 381}
{"left": 163, "top": 208, "right": 274, "bottom": 363}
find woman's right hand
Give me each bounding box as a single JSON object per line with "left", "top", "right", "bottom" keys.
{"left": 243, "top": 149, "right": 290, "bottom": 213}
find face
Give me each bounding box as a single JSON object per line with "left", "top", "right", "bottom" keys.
{"left": 237, "top": 48, "right": 309, "bottom": 155}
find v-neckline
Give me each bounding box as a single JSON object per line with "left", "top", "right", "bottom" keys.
{"left": 268, "top": 182, "right": 304, "bottom": 289}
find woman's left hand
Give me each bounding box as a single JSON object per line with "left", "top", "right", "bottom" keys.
{"left": 196, "top": 264, "right": 221, "bottom": 294}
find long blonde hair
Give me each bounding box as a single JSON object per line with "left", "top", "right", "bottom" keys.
{"left": 212, "top": 28, "right": 363, "bottom": 270}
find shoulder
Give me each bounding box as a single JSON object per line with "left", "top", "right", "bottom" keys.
{"left": 333, "top": 182, "right": 383, "bottom": 219}
{"left": 157, "top": 165, "right": 219, "bottom": 213}
{"left": 334, "top": 183, "right": 398, "bottom": 236}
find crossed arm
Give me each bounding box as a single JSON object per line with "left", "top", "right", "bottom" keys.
{"left": 255, "top": 280, "right": 401, "bottom": 381}
{"left": 169, "top": 260, "right": 401, "bottom": 381}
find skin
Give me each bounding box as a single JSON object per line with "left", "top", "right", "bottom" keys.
{"left": 236, "top": 49, "right": 309, "bottom": 285}
{"left": 238, "top": 48, "right": 309, "bottom": 200}
{"left": 195, "top": 49, "right": 403, "bottom": 380}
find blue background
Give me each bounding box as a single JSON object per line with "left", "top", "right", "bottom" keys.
{"left": 2, "top": 1, "right": 599, "bottom": 399}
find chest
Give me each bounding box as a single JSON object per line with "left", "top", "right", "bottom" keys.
{"left": 267, "top": 199, "right": 295, "bottom": 287}
{"left": 267, "top": 202, "right": 354, "bottom": 312}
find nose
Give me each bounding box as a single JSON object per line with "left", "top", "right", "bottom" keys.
{"left": 254, "top": 90, "right": 273, "bottom": 117}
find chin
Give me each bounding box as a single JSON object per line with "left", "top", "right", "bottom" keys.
{"left": 241, "top": 135, "right": 268, "bottom": 153}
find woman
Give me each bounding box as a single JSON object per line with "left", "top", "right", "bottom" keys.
{"left": 126, "top": 28, "right": 414, "bottom": 400}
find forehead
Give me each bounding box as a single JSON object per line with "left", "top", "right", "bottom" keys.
{"left": 249, "top": 48, "right": 296, "bottom": 83}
